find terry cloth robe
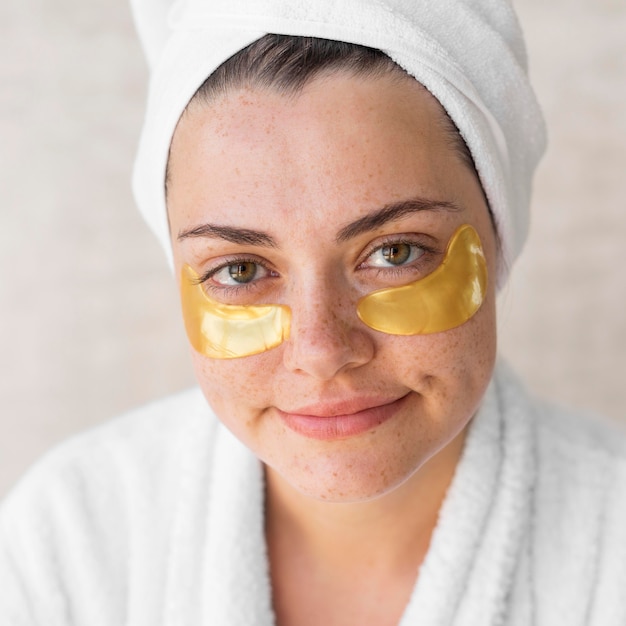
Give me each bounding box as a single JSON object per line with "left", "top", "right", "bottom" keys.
{"left": 1, "top": 362, "right": 626, "bottom": 625}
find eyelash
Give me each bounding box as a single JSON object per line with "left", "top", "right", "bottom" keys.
{"left": 194, "top": 236, "right": 438, "bottom": 296}
{"left": 358, "top": 237, "right": 437, "bottom": 277}
{"left": 193, "top": 255, "right": 276, "bottom": 296}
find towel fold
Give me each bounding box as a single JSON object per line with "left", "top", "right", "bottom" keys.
{"left": 130, "top": 0, "right": 546, "bottom": 285}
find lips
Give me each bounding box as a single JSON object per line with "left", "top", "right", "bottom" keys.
{"left": 276, "top": 393, "right": 410, "bottom": 440}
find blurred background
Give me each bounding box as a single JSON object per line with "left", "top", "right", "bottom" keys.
{"left": 1, "top": 0, "right": 625, "bottom": 497}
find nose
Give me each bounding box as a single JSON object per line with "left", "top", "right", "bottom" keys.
{"left": 282, "top": 279, "right": 375, "bottom": 380}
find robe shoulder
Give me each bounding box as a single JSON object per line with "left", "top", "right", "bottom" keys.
{"left": 528, "top": 399, "right": 626, "bottom": 623}
{"left": 0, "top": 387, "right": 216, "bottom": 626}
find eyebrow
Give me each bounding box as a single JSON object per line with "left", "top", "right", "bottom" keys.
{"left": 177, "top": 223, "right": 277, "bottom": 247}
{"left": 177, "top": 197, "right": 460, "bottom": 247}
{"left": 336, "top": 197, "right": 461, "bottom": 242}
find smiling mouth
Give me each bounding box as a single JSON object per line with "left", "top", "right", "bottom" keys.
{"left": 276, "top": 393, "right": 411, "bottom": 440}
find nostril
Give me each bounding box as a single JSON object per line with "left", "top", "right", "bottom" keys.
{"left": 282, "top": 307, "right": 375, "bottom": 379}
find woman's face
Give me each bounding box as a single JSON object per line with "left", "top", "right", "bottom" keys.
{"left": 167, "top": 72, "right": 498, "bottom": 502}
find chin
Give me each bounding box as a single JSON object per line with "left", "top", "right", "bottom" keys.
{"left": 263, "top": 419, "right": 460, "bottom": 504}
{"left": 269, "top": 463, "right": 416, "bottom": 504}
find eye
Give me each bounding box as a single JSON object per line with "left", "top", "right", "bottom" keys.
{"left": 211, "top": 261, "right": 269, "bottom": 286}
{"left": 365, "top": 242, "right": 425, "bottom": 268}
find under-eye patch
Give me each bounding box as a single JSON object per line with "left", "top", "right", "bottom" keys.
{"left": 180, "top": 224, "right": 487, "bottom": 359}
{"left": 180, "top": 264, "right": 291, "bottom": 359}
{"left": 356, "top": 224, "right": 488, "bottom": 335}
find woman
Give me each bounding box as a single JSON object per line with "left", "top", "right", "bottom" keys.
{"left": 1, "top": 0, "right": 625, "bottom": 624}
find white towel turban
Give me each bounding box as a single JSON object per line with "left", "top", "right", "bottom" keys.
{"left": 131, "top": 0, "right": 546, "bottom": 284}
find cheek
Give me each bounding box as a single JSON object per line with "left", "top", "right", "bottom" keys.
{"left": 190, "top": 351, "right": 255, "bottom": 410}
{"left": 189, "top": 349, "right": 282, "bottom": 415}
{"left": 188, "top": 350, "right": 274, "bottom": 450}
{"left": 386, "top": 292, "right": 497, "bottom": 402}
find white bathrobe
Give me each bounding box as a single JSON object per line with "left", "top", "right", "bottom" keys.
{"left": 2, "top": 362, "right": 626, "bottom": 625}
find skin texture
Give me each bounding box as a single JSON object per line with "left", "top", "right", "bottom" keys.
{"left": 167, "top": 72, "right": 498, "bottom": 625}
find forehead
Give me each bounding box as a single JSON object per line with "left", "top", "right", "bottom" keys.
{"left": 167, "top": 72, "right": 482, "bottom": 234}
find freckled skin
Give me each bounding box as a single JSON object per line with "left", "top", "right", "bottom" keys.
{"left": 167, "top": 72, "right": 498, "bottom": 504}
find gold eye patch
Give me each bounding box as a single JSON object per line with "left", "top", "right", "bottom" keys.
{"left": 356, "top": 224, "right": 488, "bottom": 335}
{"left": 180, "top": 224, "right": 487, "bottom": 358}
{"left": 180, "top": 264, "right": 291, "bottom": 359}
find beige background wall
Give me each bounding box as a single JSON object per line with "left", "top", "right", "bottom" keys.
{"left": 1, "top": 0, "right": 625, "bottom": 497}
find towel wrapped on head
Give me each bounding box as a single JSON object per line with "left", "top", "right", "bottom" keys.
{"left": 131, "top": 0, "right": 546, "bottom": 285}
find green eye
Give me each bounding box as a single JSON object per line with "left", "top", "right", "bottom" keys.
{"left": 381, "top": 243, "right": 412, "bottom": 266}
{"left": 209, "top": 261, "right": 266, "bottom": 287}
{"left": 367, "top": 242, "right": 424, "bottom": 268}
{"left": 227, "top": 262, "right": 258, "bottom": 283}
